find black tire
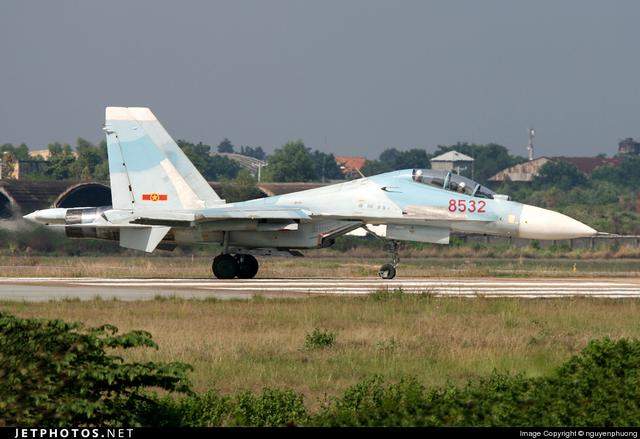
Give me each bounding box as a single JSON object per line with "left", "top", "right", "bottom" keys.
{"left": 212, "top": 254, "right": 239, "bottom": 279}
{"left": 235, "top": 254, "right": 259, "bottom": 279}
{"left": 378, "top": 263, "right": 396, "bottom": 280}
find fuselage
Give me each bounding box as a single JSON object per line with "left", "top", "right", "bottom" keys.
{"left": 25, "top": 169, "right": 597, "bottom": 250}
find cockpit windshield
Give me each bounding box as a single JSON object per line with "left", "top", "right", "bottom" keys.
{"left": 412, "top": 169, "right": 495, "bottom": 199}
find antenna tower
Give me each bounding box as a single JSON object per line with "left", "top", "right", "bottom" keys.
{"left": 527, "top": 127, "right": 535, "bottom": 161}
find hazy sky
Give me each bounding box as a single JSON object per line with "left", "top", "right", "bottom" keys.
{"left": 1, "top": 1, "right": 638, "bottom": 158}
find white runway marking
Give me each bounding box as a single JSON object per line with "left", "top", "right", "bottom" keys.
{"left": 0, "top": 277, "right": 638, "bottom": 301}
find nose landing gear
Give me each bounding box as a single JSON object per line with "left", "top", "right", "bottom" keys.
{"left": 212, "top": 253, "right": 260, "bottom": 279}
{"left": 378, "top": 240, "right": 400, "bottom": 280}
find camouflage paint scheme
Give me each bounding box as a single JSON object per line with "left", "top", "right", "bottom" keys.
{"left": 25, "top": 107, "right": 596, "bottom": 258}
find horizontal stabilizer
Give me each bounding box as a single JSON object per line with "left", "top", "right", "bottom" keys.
{"left": 120, "top": 226, "right": 171, "bottom": 252}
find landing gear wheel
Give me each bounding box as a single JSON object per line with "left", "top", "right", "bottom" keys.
{"left": 212, "top": 254, "right": 239, "bottom": 279}
{"left": 235, "top": 254, "right": 259, "bottom": 279}
{"left": 362, "top": 227, "right": 402, "bottom": 279}
{"left": 378, "top": 263, "right": 396, "bottom": 280}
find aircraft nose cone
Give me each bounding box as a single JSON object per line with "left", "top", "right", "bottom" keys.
{"left": 518, "top": 204, "right": 597, "bottom": 239}
{"left": 23, "top": 211, "right": 39, "bottom": 223}
{"left": 22, "top": 208, "right": 67, "bottom": 225}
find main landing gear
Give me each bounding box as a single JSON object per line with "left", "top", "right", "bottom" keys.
{"left": 378, "top": 240, "right": 400, "bottom": 280}
{"left": 212, "top": 253, "right": 259, "bottom": 279}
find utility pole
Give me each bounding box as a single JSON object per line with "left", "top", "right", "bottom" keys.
{"left": 527, "top": 127, "right": 535, "bottom": 161}
{"left": 322, "top": 135, "right": 328, "bottom": 183}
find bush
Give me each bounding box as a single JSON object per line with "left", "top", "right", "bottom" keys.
{"left": 230, "top": 388, "right": 308, "bottom": 426}
{"left": 304, "top": 328, "right": 336, "bottom": 350}
{"left": 6, "top": 310, "right": 640, "bottom": 426}
{"left": 313, "top": 338, "right": 640, "bottom": 426}
{"left": 0, "top": 312, "right": 192, "bottom": 426}
{"left": 156, "top": 388, "right": 308, "bottom": 426}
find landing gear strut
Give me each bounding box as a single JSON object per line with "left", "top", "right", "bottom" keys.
{"left": 362, "top": 226, "right": 401, "bottom": 280}
{"left": 212, "top": 253, "right": 259, "bottom": 279}
{"left": 378, "top": 240, "right": 400, "bottom": 280}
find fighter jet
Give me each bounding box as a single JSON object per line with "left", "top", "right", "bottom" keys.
{"left": 24, "top": 107, "right": 597, "bottom": 279}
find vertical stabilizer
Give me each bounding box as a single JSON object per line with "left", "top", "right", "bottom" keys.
{"left": 104, "top": 107, "right": 224, "bottom": 211}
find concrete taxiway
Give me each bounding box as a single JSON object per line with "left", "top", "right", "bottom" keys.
{"left": 0, "top": 277, "right": 638, "bottom": 301}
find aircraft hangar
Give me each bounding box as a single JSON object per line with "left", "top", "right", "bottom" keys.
{"left": 0, "top": 180, "right": 328, "bottom": 220}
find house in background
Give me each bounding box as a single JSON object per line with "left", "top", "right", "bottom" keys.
{"left": 489, "top": 157, "right": 551, "bottom": 183}
{"left": 335, "top": 155, "right": 366, "bottom": 179}
{"left": 430, "top": 151, "right": 474, "bottom": 174}
{"left": 618, "top": 138, "right": 640, "bottom": 155}
{"left": 0, "top": 152, "right": 49, "bottom": 180}
{"left": 489, "top": 156, "right": 621, "bottom": 183}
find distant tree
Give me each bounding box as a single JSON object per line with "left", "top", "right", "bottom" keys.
{"left": 72, "top": 138, "right": 106, "bottom": 181}
{"left": 433, "top": 143, "right": 525, "bottom": 184}
{"left": 219, "top": 169, "right": 265, "bottom": 202}
{"left": 177, "top": 140, "right": 240, "bottom": 180}
{"left": 217, "top": 138, "right": 235, "bottom": 154}
{"left": 93, "top": 142, "right": 110, "bottom": 181}
{"left": 239, "top": 145, "right": 266, "bottom": 161}
{"left": 1, "top": 144, "right": 32, "bottom": 178}
{"left": 379, "top": 148, "right": 430, "bottom": 171}
{"left": 592, "top": 156, "right": 640, "bottom": 189}
{"left": 533, "top": 161, "right": 587, "bottom": 191}
{"left": 0, "top": 143, "right": 30, "bottom": 160}
{"left": 177, "top": 140, "right": 212, "bottom": 172}
{"left": 311, "top": 151, "right": 343, "bottom": 181}
{"left": 263, "top": 140, "right": 316, "bottom": 182}
{"left": 45, "top": 143, "right": 76, "bottom": 180}
{"left": 206, "top": 156, "right": 241, "bottom": 180}
{"left": 361, "top": 160, "right": 392, "bottom": 176}
{"left": 360, "top": 148, "right": 429, "bottom": 176}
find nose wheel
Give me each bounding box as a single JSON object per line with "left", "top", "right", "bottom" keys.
{"left": 377, "top": 239, "right": 400, "bottom": 280}
{"left": 212, "top": 253, "right": 259, "bottom": 279}
{"left": 378, "top": 263, "right": 396, "bottom": 280}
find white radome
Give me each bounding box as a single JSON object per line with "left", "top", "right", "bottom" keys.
{"left": 518, "top": 204, "right": 596, "bottom": 239}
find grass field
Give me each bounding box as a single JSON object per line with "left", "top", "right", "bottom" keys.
{"left": 3, "top": 295, "right": 640, "bottom": 405}
{"left": 1, "top": 254, "right": 639, "bottom": 278}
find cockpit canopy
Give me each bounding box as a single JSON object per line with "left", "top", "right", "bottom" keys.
{"left": 412, "top": 169, "right": 495, "bottom": 199}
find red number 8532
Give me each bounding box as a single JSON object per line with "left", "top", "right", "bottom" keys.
{"left": 448, "top": 199, "right": 486, "bottom": 213}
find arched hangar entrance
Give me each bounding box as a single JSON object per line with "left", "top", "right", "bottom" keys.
{"left": 54, "top": 182, "right": 112, "bottom": 208}
{"left": 0, "top": 187, "right": 17, "bottom": 219}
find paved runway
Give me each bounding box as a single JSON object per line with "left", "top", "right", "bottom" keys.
{"left": 0, "top": 277, "right": 639, "bottom": 301}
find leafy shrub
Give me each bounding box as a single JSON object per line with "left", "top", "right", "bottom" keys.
{"left": 160, "top": 391, "right": 231, "bottom": 427}
{"left": 157, "top": 388, "right": 308, "bottom": 426}
{"left": 304, "top": 328, "right": 336, "bottom": 350}
{"left": 230, "top": 388, "right": 308, "bottom": 426}
{"left": 6, "top": 310, "right": 640, "bottom": 427}
{"left": 0, "top": 312, "right": 192, "bottom": 426}
{"left": 313, "top": 338, "right": 640, "bottom": 426}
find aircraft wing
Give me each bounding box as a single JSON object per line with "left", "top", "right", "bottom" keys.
{"left": 100, "top": 207, "right": 311, "bottom": 226}
{"left": 198, "top": 208, "right": 312, "bottom": 221}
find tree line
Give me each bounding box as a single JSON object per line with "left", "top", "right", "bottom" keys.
{"left": 1, "top": 137, "right": 529, "bottom": 185}
{"left": 3, "top": 137, "right": 640, "bottom": 233}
